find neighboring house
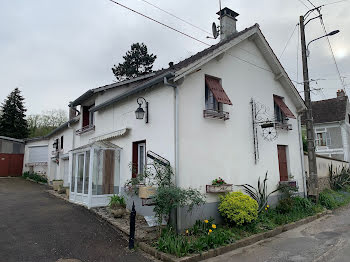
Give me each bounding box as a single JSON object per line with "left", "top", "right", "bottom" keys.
{"left": 49, "top": 7, "right": 307, "bottom": 230}
{"left": 23, "top": 116, "right": 79, "bottom": 186}
{"left": 0, "top": 136, "right": 24, "bottom": 177}
{"left": 306, "top": 90, "right": 350, "bottom": 161}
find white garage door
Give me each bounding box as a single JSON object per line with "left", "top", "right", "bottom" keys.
{"left": 28, "top": 146, "right": 48, "bottom": 163}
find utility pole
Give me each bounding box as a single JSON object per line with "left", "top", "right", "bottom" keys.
{"left": 300, "top": 15, "right": 319, "bottom": 197}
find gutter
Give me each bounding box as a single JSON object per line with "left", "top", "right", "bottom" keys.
{"left": 163, "top": 77, "right": 181, "bottom": 232}
{"left": 90, "top": 71, "right": 175, "bottom": 113}
{"left": 69, "top": 90, "right": 94, "bottom": 107}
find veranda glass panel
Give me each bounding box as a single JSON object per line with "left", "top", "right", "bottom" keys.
{"left": 92, "top": 149, "right": 120, "bottom": 195}
{"left": 92, "top": 149, "right": 103, "bottom": 195}
{"left": 84, "top": 151, "right": 90, "bottom": 194}
{"left": 71, "top": 154, "right": 76, "bottom": 192}
{"left": 77, "top": 154, "right": 84, "bottom": 193}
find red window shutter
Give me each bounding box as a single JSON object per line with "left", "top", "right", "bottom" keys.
{"left": 82, "top": 106, "right": 90, "bottom": 127}
{"left": 205, "top": 76, "right": 232, "bottom": 105}
{"left": 273, "top": 95, "right": 296, "bottom": 119}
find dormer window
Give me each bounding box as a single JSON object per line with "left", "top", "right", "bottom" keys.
{"left": 203, "top": 75, "right": 232, "bottom": 121}
{"left": 82, "top": 104, "right": 94, "bottom": 127}
{"left": 76, "top": 104, "right": 95, "bottom": 135}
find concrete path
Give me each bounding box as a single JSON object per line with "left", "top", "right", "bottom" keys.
{"left": 0, "top": 178, "right": 151, "bottom": 262}
{"left": 205, "top": 205, "right": 350, "bottom": 262}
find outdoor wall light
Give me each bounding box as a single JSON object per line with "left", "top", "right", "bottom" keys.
{"left": 135, "top": 97, "right": 148, "bottom": 123}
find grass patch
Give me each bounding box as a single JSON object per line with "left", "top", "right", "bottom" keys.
{"left": 22, "top": 171, "right": 47, "bottom": 184}
{"left": 155, "top": 196, "right": 324, "bottom": 257}
{"left": 319, "top": 189, "right": 350, "bottom": 209}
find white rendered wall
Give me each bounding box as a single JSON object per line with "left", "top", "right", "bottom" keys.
{"left": 73, "top": 85, "right": 176, "bottom": 192}
{"left": 177, "top": 39, "right": 305, "bottom": 203}
{"left": 23, "top": 139, "right": 49, "bottom": 176}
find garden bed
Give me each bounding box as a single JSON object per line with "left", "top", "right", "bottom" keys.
{"left": 140, "top": 188, "right": 350, "bottom": 261}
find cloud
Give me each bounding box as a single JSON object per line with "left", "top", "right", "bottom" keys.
{"left": 1, "top": 0, "right": 349, "bottom": 114}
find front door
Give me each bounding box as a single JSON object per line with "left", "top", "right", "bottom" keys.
{"left": 277, "top": 145, "right": 288, "bottom": 182}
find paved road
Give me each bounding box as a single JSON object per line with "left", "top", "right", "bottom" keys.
{"left": 0, "top": 178, "right": 151, "bottom": 262}
{"left": 205, "top": 205, "right": 350, "bottom": 262}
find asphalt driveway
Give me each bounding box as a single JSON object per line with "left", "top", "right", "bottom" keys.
{"left": 0, "top": 178, "right": 151, "bottom": 262}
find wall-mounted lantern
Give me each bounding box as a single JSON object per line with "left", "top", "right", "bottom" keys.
{"left": 135, "top": 97, "right": 148, "bottom": 123}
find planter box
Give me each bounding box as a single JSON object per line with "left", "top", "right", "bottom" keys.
{"left": 138, "top": 186, "right": 157, "bottom": 199}
{"left": 206, "top": 184, "right": 233, "bottom": 193}
{"left": 52, "top": 180, "right": 64, "bottom": 191}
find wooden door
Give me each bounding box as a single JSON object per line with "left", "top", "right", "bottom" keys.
{"left": 0, "top": 153, "right": 24, "bottom": 177}
{"left": 277, "top": 145, "right": 288, "bottom": 182}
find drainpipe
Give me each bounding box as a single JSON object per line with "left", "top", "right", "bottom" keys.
{"left": 297, "top": 113, "right": 307, "bottom": 197}
{"left": 164, "top": 76, "right": 181, "bottom": 232}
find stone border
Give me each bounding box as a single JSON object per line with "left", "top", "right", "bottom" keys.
{"left": 25, "top": 177, "right": 48, "bottom": 185}
{"left": 138, "top": 210, "right": 332, "bottom": 262}
{"left": 46, "top": 188, "right": 334, "bottom": 262}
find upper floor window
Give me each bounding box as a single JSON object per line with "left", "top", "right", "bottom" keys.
{"left": 203, "top": 75, "right": 232, "bottom": 121}
{"left": 82, "top": 104, "right": 94, "bottom": 128}
{"left": 315, "top": 128, "right": 331, "bottom": 147}
{"left": 273, "top": 95, "right": 296, "bottom": 123}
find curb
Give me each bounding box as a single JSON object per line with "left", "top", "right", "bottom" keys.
{"left": 138, "top": 210, "right": 332, "bottom": 262}
{"left": 25, "top": 177, "right": 48, "bottom": 186}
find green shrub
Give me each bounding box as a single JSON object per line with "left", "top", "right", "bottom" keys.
{"left": 22, "top": 171, "right": 47, "bottom": 183}
{"left": 156, "top": 224, "right": 236, "bottom": 257}
{"left": 109, "top": 195, "right": 126, "bottom": 209}
{"left": 276, "top": 198, "right": 294, "bottom": 214}
{"left": 318, "top": 189, "right": 350, "bottom": 209}
{"left": 218, "top": 192, "right": 258, "bottom": 225}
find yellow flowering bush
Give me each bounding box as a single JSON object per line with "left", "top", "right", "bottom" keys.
{"left": 218, "top": 192, "right": 258, "bottom": 225}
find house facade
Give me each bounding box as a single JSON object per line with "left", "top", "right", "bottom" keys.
{"left": 308, "top": 90, "right": 350, "bottom": 161}
{"left": 0, "top": 136, "right": 24, "bottom": 177}
{"left": 23, "top": 8, "right": 307, "bottom": 229}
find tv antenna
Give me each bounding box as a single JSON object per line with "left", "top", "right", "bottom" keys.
{"left": 206, "top": 0, "right": 222, "bottom": 39}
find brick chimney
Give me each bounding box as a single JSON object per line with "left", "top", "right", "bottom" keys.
{"left": 69, "top": 103, "right": 77, "bottom": 120}
{"left": 217, "top": 7, "right": 239, "bottom": 41}
{"left": 337, "top": 89, "right": 346, "bottom": 98}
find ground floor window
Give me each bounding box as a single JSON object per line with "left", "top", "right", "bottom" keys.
{"left": 132, "top": 140, "right": 146, "bottom": 178}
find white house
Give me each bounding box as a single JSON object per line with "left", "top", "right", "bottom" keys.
{"left": 23, "top": 8, "right": 307, "bottom": 230}
{"left": 305, "top": 90, "right": 350, "bottom": 161}
{"left": 23, "top": 116, "right": 79, "bottom": 186}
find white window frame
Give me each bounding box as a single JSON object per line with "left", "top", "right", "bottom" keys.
{"left": 137, "top": 143, "right": 146, "bottom": 175}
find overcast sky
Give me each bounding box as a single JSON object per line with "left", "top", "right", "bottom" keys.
{"left": 1, "top": 0, "right": 349, "bottom": 115}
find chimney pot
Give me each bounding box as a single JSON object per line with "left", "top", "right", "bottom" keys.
{"left": 337, "top": 89, "right": 346, "bottom": 98}
{"left": 217, "top": 7, "right": 239, "bottom": 41}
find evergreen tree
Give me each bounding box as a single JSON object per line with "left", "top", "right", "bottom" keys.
{"left": 0, "top": 88, "right": 29, "bottom": 139}
{"left": 112, "top": 42, "right": 157, "bottom": 81}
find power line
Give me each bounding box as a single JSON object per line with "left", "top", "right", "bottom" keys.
{"left": 318, "top": 16, "right": 345, "bottom": 90}
{"left": 279, "top": 23, "right": 298, "bottom": 59}
{"left": 107, "top": 0, "right": 302, "bottom": 81}
{"left": 323, "top": 0, "right": 350, "bottom": 6}
{"left": 296, "top": 0, "right": 312, "bottom": 9}
{"left": 137, "top": 0, "right": 211, "bottom": 35}
{"left": 107, "top": 0, "right": 209, "bottom": 46}
{"left": 306, "top": 0, "right": 317, "bottom": 8}
{"left": 106, "top": 0, "right": 276, "bottom": 74}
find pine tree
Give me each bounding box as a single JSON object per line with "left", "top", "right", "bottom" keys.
{"left": 112, "top": 42, "right": 157, "bottom": 81}
{"left": 0, "top": 88, "right": 29, "bottom": 139}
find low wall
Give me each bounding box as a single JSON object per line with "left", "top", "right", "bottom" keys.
{"left": 304, "top": 153, "right": 349, "bottom": 191}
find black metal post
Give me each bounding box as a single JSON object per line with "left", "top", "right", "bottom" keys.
{"left": 129, "top": 201, "right": 136, "bottom": 249}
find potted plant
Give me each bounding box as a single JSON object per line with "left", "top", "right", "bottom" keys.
{"left": 52, "top": 179, "right": 64, "bottom": 191}
{"left": 206, "top": 177, "right": 233, "bottom": 193}
{"left": 109, "top": 195, "right": 127, "bottom": 218}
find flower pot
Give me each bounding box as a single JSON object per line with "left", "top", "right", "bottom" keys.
{"left": 65, "top": 188, "right": 70, "bottom": 198}
{"left": 52, "top": 180, "right": 64, "bottom": 191}
{"left": 110, "top": 207, "right": 126, "bottom": 218}
{"left": 206, "top": 184, "right": 233, "bottom": 193}
{"left": 138, "top": 186, "right": 156, "bottom": 199}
